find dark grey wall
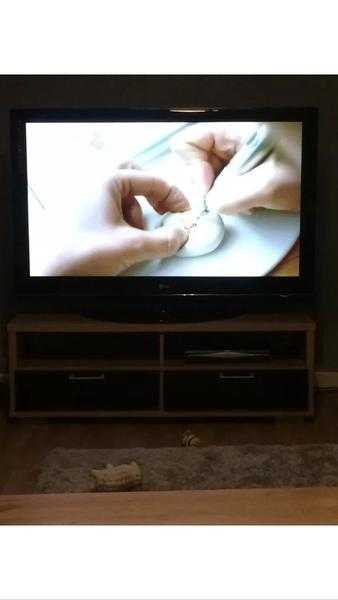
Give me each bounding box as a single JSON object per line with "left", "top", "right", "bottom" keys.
{"left": 0, "top": 75, "right": 337, "bottom": 368}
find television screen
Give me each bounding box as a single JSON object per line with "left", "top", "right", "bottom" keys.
{"left": 25, "top": 119, "right": 302, "bottom": 278}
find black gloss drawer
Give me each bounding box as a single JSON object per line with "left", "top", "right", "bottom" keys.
{"left": 164, "top": 370, "right": 308, "bottom": 412}
{"left": 15, "top": 371, "right": 159, "bottom": 411}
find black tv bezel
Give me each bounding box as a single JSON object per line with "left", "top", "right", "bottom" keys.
{"left": 10, "top": 106, "right": 317, "bottom": 301}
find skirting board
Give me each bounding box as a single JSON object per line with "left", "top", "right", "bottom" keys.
{"left": 0, "top": 371, "right": 337, "bottom": 389}
{"left": 315, "top": 371, "right": 338, "bottom": 390}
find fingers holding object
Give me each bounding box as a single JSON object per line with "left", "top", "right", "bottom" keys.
{"left": 121, "top": 195, "right": 145, "bottom": 229}
{"left": 171, "top": 125, "right": 238, "bottom": 196}
{"left": 206, "top": 156, "right": 276, "bottom": 215}
{"left": 106, "top": 170, "right": 191, "bottom": 217}
{"left": 125, "top": 224, "right": 189, "bottom": 265}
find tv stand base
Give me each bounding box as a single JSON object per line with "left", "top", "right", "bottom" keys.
{"left": 7, "top": 312, "right": 315, "bottom": 419}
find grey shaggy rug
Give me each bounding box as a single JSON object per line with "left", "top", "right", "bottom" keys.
{"left": 36, "top": 444, "right": 338, "bottom": 493}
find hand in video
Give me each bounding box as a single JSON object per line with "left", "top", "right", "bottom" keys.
{"left": 43, "top": 170, "right": 190, "bottom": 275}
{"left": 171, "top": 123, "right": 300, "bottom": 214}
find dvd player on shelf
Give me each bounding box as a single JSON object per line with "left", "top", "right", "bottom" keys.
{"left": 184, "top": 349, "right": 271, "bottom": 362}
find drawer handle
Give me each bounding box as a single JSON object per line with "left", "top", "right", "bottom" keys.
{"left": 68, "top": 374, "right": 105, "bottom": 381}
{"left": 218, "top": 374, "right": 255, "bottom": 380}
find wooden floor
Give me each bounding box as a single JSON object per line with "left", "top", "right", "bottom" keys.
{"left": 1, "top": 389, "right": 338, "bottom": 494}
{"left": 1, "top": 389, "right": 338, "bottom": 523}
{"left": 2, "top": 486, "right": 338, "bottom": 525}
{"left": 0, "top": 391, "right": 338, "bottom": 494}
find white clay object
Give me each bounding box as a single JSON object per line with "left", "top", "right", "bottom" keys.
{"left": 91, "top": 460, "right": 142, "bottom": 491}
{"left": 162, "top": 210, "right": 225, "bottom": 258}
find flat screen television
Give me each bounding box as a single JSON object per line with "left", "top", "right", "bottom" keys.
{"left": 9, "top": 107, "right": 317, "bottom": 321}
